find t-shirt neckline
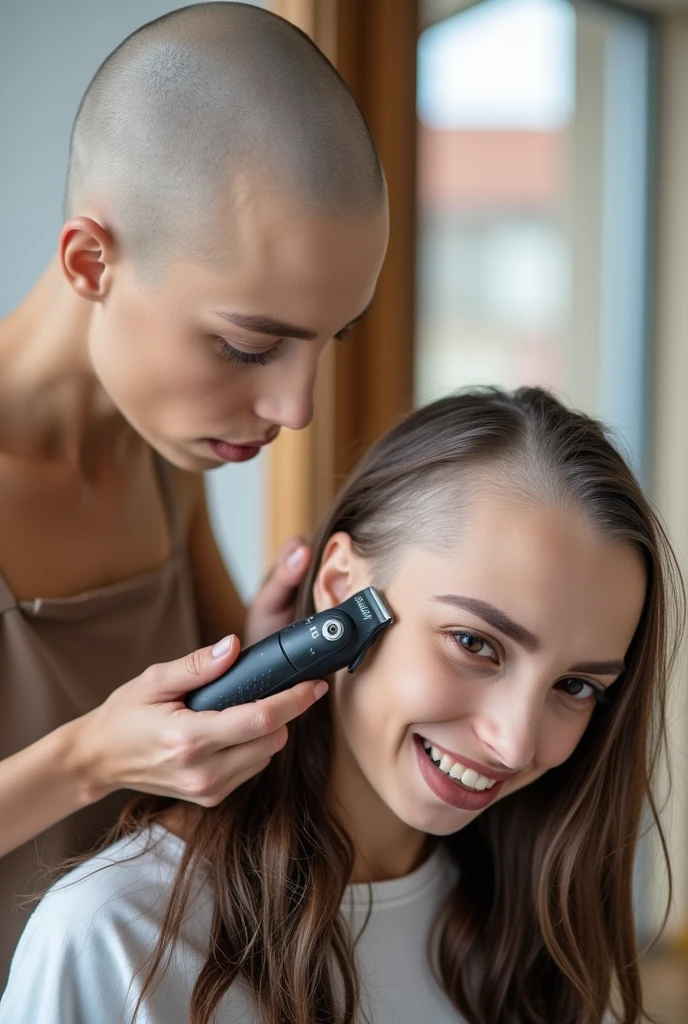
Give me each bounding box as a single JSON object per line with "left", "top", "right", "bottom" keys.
{"left": 144, "top": 823, "right": 450, "bottom": 910}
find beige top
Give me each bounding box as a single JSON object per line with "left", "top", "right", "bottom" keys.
{"left": 0, "top": 457, "right": 200, "bottom": 987}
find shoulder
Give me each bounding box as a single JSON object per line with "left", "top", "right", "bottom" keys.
{"left": 46, "top": 826, "right": 182, "bottom": 910}
{"left": 0, "top": 828, "right": 210, "bottom": 1024}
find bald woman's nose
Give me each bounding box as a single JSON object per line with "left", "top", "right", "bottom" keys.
{"left": 254, "top": 361, "right": 316, "bottom": 432}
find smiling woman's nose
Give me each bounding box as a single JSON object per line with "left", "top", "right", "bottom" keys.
{"left": 473, "top": 693, "right": 541, "bottom": 773}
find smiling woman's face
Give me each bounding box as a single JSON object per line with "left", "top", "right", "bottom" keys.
{"left": 314, "top": 488, "right": 646, "bottom": 840}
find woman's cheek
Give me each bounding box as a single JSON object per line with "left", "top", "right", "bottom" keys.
{"left": 372, "top": 637, "right": 462, "bottom": 724}
{"left": 534, "top": 706, "right": 593, "bottom": 771}
{"left": 333, "top": 629, "right": 464, "bottom": 749}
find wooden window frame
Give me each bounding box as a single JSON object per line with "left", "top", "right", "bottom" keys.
{"left": 268, "top": 0, "right": 419, "bottom": 555}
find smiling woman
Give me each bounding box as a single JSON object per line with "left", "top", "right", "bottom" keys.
{"left": 0, "top": 387, "right": 681, "bottom": 1024}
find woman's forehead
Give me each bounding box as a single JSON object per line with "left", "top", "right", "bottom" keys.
{"left": 388, "top": 497, "right": 645, "bottom": 652}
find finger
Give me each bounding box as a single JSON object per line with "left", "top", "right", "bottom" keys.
{"left": 280, "top": 542, "right": 311, "bottom": 583}
{"left": 214, "top": 724, "right": 289, "bottom": 775}
{"left": 256, "top": 535, "right": 306, "bottom": 589}
{"left": 194, "top": 757, "right": 273, "bottom": 807}
{"left": 276, "top": 534, "right": 308, "bottom": 560}
{"left": 176, "top": 678, "right": 328, "bottom": 752}
{"left": 215, "top": 756, "right": 273, "bottom": 802}
{"left": 254, "top": 545, "right": 312, "bottom": 616}
{"left": 132, "top": 756, "right": 272, "bottom": 805}
{"left": 176, "top": 729, "right": 289, "bottom": 803}
{"left": 139, "top": 635, "right": 241, "bottom": 703}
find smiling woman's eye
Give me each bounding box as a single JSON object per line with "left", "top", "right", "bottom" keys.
{"left": 555, "top": 677, "right": 609, "bottom": 706}
{"left": 216, "top": 337, "right": 282, "bottom": 366}
{"left": 453, "top": 631, "right": 497, "bottom": 660}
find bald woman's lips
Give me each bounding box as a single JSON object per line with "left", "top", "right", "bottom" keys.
{"left": 205, "top": 438, "right": 271, "bottom": 463}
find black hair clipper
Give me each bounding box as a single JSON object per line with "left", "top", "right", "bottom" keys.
{"left": 185, "top": 587, "right": 394, "bottom": 711}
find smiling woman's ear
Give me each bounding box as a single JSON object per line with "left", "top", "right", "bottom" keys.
{"left": 313, "top": 532, "right": 372, "bottom": 612}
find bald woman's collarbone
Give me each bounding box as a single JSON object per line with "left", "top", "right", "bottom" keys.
{"left": 0, "top": 447, "right": 196, "bottom": 602}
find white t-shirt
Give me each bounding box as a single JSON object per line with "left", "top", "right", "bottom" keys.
{"left": 0, "top": 825, "right": 463, "bottom": 1023}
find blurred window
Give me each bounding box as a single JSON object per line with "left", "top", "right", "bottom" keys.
{"left": 416, "top": 0, "right": 653, "bottom": 478}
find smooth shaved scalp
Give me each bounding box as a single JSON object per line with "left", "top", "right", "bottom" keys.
{"left": 65, "top": 2, "right": 386, "bottom": 275}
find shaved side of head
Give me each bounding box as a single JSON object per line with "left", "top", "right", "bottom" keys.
{"left": 65, "top": 2, "right": 386, "bottom": 279}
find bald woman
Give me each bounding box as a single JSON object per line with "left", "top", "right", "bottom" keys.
{"left": 0, "top": 2, "right": 388, "bottom": 981}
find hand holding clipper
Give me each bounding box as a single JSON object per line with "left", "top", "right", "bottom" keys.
{"left": 185, "top": 587, "right": 393, "bottom": 711}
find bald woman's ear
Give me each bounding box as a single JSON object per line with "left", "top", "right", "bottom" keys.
{"left": 59, "top": 217, "right": 118, "bottom": 301}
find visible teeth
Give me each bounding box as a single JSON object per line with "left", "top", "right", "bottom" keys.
{"left": 421, "top": 739, "right": 498, "bottom": 792}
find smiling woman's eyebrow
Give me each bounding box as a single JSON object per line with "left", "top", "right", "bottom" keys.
{"left": 568, "top": 659, "right": 625, "bottom": 676}
{"left": 211, "top": 296, "right": 375, "bottom": 342}
{"left": 432, "top": 595, "right": 540, "bottom": 652}
{"left": 433, "top": 595, "right": 626, "bottom": 672}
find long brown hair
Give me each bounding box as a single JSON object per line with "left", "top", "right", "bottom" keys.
{"left": 109, "top": 387, "right": 682, "bottom": 1023}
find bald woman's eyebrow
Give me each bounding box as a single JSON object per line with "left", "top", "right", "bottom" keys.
{"left": 212, "top": 311, "right": 317, "bottom": 340}
{"left": 212, "top": 295, "right": 375, "bottom": 341}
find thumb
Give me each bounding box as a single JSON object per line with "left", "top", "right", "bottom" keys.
{"left": 141, "top": 634, "right": 241, "bottom": 703}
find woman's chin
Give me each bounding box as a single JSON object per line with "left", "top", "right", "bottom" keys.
{"left": 411, "top": 807, "right": 478, "bottom": 837}
{"left": 381, "top": 789, "right": 479, "bottom": 838}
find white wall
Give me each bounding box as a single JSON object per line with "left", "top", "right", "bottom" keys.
{"left": 0, "top": 0, "right": 268, "bottom": 601}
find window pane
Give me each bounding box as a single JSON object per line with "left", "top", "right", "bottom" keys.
{"left": 416, "top": 0, "right": 652, "bottom": 478}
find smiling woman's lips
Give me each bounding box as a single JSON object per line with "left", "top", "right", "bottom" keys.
{"left": 418, "top": 741, "right": 516, "bottom": 783}
{"left": 413, "top": 735, "right": 504, "bottom": 812}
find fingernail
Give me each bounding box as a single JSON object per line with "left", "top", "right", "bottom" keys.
{"left": 287, "top": 546, "right": 308, "bottom": 570}
{"left": 313, "top": 681, "right": 329, "bottom": 700}
{"left": 212, "top": 635, "right": 234, "bottom": 658}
